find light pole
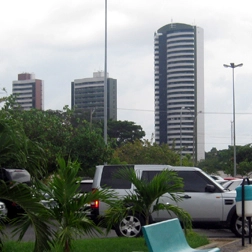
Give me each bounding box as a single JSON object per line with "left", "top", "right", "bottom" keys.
{"left": 193, "top": 111, "right": 202, "bottom": 166}
{"left": 180, "top": 107, "right": 192, "bottom": 166}
{"left": 223, "top": 63, "right": 243, "bottom": 177}
{"left": 104, "top": 0, "right": 108, "bottom": 145}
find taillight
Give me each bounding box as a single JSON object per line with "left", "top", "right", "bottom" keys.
{"left": 91, "top": 188, "right": 99, "bottom": 209}
{"left": 91, "top": 200, "right": 99, "bottom": 209}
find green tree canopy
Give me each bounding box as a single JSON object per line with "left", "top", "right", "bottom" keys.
{"left": 1, "top": 102, "right": 113, "bottom": 175}
{"left": 111, "top": 140, "right": 184, "bottom": 165}
{"left": 107, "top": 120, "right": 145, "bottom": 147}
{"left": 0, "top": 112, "right": 46, "bottom": 177}
{"left": 198, "top": 145, "right": 252, "bottom": 176}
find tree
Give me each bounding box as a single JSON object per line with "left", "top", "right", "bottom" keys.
{"left": 68, "top": 126, "right": 113, "bottom": 177}
{"left": 0, "top": 113, "right": 52, "bottom": 251}
{"left": 0, "top": 181, "right": 53, "bottom": 252}
{"left": 111, "top": 140, "right": 182, "bottom": 165}
{"left": 0, "top": 112, "right": 46, "bottom": 177}
{"left": 107, "top": 120, "right": 145, "bottom": 147}
{"left": 1, "top": 106, "right": 113, "bottom": 175}
{"left": 40, "top": 157, "right": 117, "bottom": 252}
{"left": 104, "top": 167, "right": 192, "bottom": 236}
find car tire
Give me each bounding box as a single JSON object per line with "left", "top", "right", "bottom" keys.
{"left": 231, "top": 214, "right": 252, "bottom": 237}
{"left": 114, "top": 213, "right": 145, "bottom": 238}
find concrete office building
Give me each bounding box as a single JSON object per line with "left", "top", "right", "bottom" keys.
{"left": 12, "top": 73, "right": 44, "bottom": 110}
{"left": 71, "top": 71, "right": 117, "bottom": 121}
{"left": 154, "top": 23, "right": 205, "bottom": 162}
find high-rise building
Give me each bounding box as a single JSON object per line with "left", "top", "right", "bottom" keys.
{"left": 71, "top": 71, "right": 117, "bottom": 121}
{"left": 154, "top": 23, "right": 205, "bottom": 162}
{"left": 12, "top": 73, "right": 44, "bottom": 110}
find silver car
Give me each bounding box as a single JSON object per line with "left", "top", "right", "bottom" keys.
{"left": 91, "top": 165, "right": 243, "bottom": 238}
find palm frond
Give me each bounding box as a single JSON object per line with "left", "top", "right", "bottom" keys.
{"left": 0, "top": 181, "right": 54, "bottom": 252}
{"left": 107, "top": 167, "right": 192, "bottom": 229}
{"left": 44, "top": 157, "right": 119, "bottom": 252}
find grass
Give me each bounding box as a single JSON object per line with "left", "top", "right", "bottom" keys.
{"left": 2, "top": 231, "right": 209, "bottom": 252}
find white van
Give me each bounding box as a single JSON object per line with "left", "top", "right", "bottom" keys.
{"left": 91, "top": 165, "right": 242, "bottom": 238}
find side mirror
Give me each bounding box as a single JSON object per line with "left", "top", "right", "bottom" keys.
{"left": 205, "top": 184, "right": 215, "bottom": 192}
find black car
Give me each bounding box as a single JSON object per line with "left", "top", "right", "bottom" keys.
{"left": 0, "top": 168, "right": 31, "bottom": 218}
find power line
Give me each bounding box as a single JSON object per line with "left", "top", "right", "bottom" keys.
{"left": 118, "top": 108, "right": 252, "bottom": 115}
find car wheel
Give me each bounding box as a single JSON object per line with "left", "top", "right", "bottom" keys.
{"left": 231, "top": 214, "right": 252, "bottom": 237}
{"left": 115, "top": 214, "right": 145, "bottom": 238}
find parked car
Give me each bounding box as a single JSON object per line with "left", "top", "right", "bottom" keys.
{"left": 78, "top": 179, "right": 93, "bottom": 194}
{"left": 0, "top": 201, "right": 7, "bottom": 218}
{"left": 0, "top": 168, "right": 31, "bottom": 218}
{"left": 222, "top": 179, "right": 252, "bottom": 191}
{"left": 91, "top": 164, "right": 243, "bottom": 238}
{"left": 224, "top": 177, "right": 239, "bottom": 181}
{"left": 40, "top": 179, "right": 93, "bottom": 213}
{"left": 77, "top": 179, "right": 93, "bottom": 213}
{"left": 210, "top": 175, "right": 224, "bottom": 181}
{"left": 216, "top": 180, "right": 228, "bottom": 186}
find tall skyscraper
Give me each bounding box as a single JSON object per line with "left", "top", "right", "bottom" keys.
{"left": 154, "top": 23, "right": 205, "bottom": 162}
{"left": 71, "top": 71, "right": 117, "bottom": 121}
{"left": 12, "top": 73, "right": 44, "bottom": 110}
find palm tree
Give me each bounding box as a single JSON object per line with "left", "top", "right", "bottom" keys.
{"left": 0, "top": 181, "right": 54, "bottom": 252}
{"left": 41, "top": 157, "right": 118, "bottom": 252}
{"left": 0, "top": 114, "right": 53, "bottom": 252}
{"left": 104, "top": 167, "right": 192, "bottom": 237}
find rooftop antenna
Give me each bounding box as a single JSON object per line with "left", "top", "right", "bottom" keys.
{"left": 171, "top": 19, "right": 174, "bottom": 28}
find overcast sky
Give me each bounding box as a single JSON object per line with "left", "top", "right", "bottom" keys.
{"left": 1, "top": 0, "right": 251, "bottom": 152}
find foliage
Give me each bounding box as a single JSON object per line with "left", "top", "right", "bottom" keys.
{"left": 0, "top": 105, "right": 113, "bottom": 175}
{"left": 0, "top": 89, "right": 19, "bottom": 110}
{"left": 40, "top": 157, "right": 118, "bottom": 252}
{"left": 0, "top": 112, "right": 46, "bottom": 178}
{"left": 104, "top": 168, "right": 192, "bottom": 233}
{"left": 236, "top": 144, "right": 252, "bottom": 176}
{"left": 67, "top": 126, "right": 113, "bottom": 177}
{"left": 107, "top": 120, "right": 145, "bottom": 147}
{"left": 111, "top": 140, "right": 182, "bottom": 165}
{"left": 198, "top": 145, "right": 252, "bottom": 176}
{"left": 0, "top": 181, "right": 53, "bottom": 252}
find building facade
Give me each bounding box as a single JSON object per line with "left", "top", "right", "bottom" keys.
{"left": 154, "top": 23, "right": 205, "bottom": 162}
{"left": 71, "top": 71, "right": 117, "bottom": 121}
{"left": 12, "top": 73, "right": 44, "bottom": 110}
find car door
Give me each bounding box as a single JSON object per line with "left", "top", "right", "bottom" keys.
{"left": 175, "top": 171, "right": 223, "bottom": 222}
{"left": 150, "top": 170, "right": 223, "bottom": 222}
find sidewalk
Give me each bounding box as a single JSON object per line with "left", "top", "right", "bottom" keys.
{"left": 200, "top": 238, "right": 252, "bottom": 252}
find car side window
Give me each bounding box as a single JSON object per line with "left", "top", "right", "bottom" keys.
{"left": 141, "top": 170, "right": 219, "bottom": 193}
{"left": 177, "top": 171, "right": 215, "bottom": 192}
{"left": 78, "top": 183, "right": 92, "bottom": 193}
{"left": 100, "top": 165, "right": 132, "bottom": 189}
{"left": 141, "top": 171, "right": 160, "bottom": 182}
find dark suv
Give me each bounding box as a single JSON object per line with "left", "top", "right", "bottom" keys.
{"left": 0, "top": 168, "right": 31, "bottom": 218}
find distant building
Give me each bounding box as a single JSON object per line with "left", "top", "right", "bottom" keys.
{"left": 71, "top": 71, "right": 117, "bottom": 121}
{"left": 154, "top": 23, "right": 205, "bottom": 161}
{"left": 12, "top": 73, "right": 44, "bottom": 110}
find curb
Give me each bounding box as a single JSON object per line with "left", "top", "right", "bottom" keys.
{"left": 200, "top": 238, "right": 252, "bottom": 252}
{"left": 198, "top": 238, "right": 239, "bottom": 250}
